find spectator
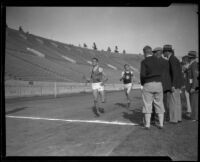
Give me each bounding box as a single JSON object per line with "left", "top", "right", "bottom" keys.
{"left": 107, "top": 47, "right": 111, "bottom": 52}
{"left": 187, "top": 51, "right": 199, "bottom": 121}
{"left": 114, "top": 46, "right": 119, "bottom": 53}
{"left": 93, "top": 42, "right": 97, "bottom": 50}
{"left": 163, "top": 45, "right": 183, "bottom": 124}
{"left": 140, "top": 46, "right": 165, "bottom": 129}
{"left": 19, "top": 26, "right": 23, "bottom": 32}
{"left": 83, "top": 43, "right": 87, "bottom": 48}
{"left": 181, "top": 55, "right": 192, "bottom": 118}
{"left": 152, "top": 47, "right": 171, "bottom": 123}
{"left": 123, "top": 50, "right": 126, "bottom": 54}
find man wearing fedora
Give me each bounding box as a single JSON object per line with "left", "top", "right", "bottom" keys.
{"left": 181, "top": 55, "right": 192, "bottom": 118}
{"left": 163, "top": 45, "right": 183, "bottom": 124}
{"left": 188, "top": 51, "right": 199, "bottom": 121}
{"left": 140, "top": 46, "right": 165, "bottom": 129}
{"left": 153, "top": 47, "right": 171, "bottom": 123}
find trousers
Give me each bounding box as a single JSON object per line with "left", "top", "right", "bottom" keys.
{"left": 168, "top": 89, "right": 182, "bottom": 122}
{"left": 190, "top": 91, "right": 198, "bottom": 120}
{"left": 142, "top": 82, "right": 165, "bottom": 114}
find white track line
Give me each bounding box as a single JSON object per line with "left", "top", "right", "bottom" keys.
{"left": 6, "top": 115, "right": 138, "bottom": 126}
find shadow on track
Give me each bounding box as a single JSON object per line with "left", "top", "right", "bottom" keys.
{"left": 6, "top": 107, "right": 29, "bottom": 115}
{"left": 122, "top": 108, "right": 144, "bottom": 126}
{"left": 115, "top": 103, "right": 127, "bottom": 108}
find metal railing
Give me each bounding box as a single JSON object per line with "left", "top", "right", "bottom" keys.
{"left": 5, "top": 81, "right": 141, "bottom": 99}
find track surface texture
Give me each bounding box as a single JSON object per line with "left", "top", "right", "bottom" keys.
{"left": 5, "top": 90, "right": 198, "bottom": 160}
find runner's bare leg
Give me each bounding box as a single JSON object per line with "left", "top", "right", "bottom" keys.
{"left": 93, "top": 89, "right": 99, "bottom": 114}
{"left": 99, "top": 90, "right": 105, "bottom": 113}
{"left": 125, "top": 88, "right": 131, "bottom": 107}
{"left": 99, "top": 90, "right": 105, "bottom": 103}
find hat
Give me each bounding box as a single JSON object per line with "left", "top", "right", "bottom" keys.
{"left": 163, "top": 45, "right": 173, "bottom": 52}
{"left": 153, "top": 47, "right": 163, "bottom": 52}
{"left": 188, "top": 51, "right": 197, "bottom": 59}
{"left": 182, "top": 55, "right": 189, "bottom": 60}
{"left": 143, "top": 46, "right": 152, "bottom": 52}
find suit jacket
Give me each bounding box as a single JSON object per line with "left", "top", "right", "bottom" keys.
{"left": 188, "top": 60, "right": 199, "bottom": 91}
{"left": 159, "top": 57, "right": 171, "bottom": 92}
{"left": 183, "top": 67, "right": 192, "bottom": 92}
{"left": 168, "top": 55, "right": 184, "bottom": 89}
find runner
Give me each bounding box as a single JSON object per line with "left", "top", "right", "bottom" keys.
{"left": 86, "top": 57, "right": 108, "bottom": 116}
{"left": 120, "top": 64, "right": 135, "bottom": 108}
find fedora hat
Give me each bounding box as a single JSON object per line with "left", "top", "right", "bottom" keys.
{"left": 188, "top": 51, "right": 197, "bottom": 59}
{"left": 153, "top": 47, "right": 163, "bottom": 52}
{"left": 163, "top": 44, "right": 173, "bottom": 52}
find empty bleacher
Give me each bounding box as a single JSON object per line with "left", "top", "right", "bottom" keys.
{"left": 5, "top": 27, "right": 143, "bottom": 83}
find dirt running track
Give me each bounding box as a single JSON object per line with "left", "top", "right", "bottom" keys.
{"left": 5, "top": 90, "right": 198, "bottom": 160}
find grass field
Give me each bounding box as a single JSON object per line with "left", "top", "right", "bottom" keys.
{"left": 5, "top": 90, "right": 198, "bottom": 160}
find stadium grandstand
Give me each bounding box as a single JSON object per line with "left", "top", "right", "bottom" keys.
{"left": 5, "top": 27, "right": 143, "bottom": 98}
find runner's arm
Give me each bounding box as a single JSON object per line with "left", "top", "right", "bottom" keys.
{"left": 120, "top": 71, "right": 124, "bottom": 81}
{"left": 100, "top": 68, "right": 108, "bottom": 84}
{"left": 131, "top": 71, "right": 135, "bottom": 88}
{"left": 131, "top": 71, "right": 135, "bottom": 83}
{"left": 84, "top": 68, "right": 93, "bottom": 83}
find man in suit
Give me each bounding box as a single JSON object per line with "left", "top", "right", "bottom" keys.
{"left": 187, "top": 51, "right": 199, "bottom": 121}
{"left": 181, "top": 55, "right": 192, "bottom": 117}
{"left": 163, "top": 45, "right": 183, "bottom": 124}
{"left": 140, "top": 46, "right": 165, "bottom": 129}
{"left": 153, "top": 47, "right": 171, "bottom": 123}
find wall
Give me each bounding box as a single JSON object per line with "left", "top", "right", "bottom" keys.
{"left": 5, "top": 80, "right": 141, "bottom": 99}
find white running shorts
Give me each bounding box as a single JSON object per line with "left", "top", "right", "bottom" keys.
{"left": 92, "top": 82, "right": 104, "bottom": 91}
{"left": 124, "top": 83, "right": 132, "bottom": 93}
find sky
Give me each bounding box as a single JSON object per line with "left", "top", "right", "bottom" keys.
{"left": 6, "top": 4, "right": 198, "bottom": 58}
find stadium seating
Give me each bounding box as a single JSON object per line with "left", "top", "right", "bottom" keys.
{"left": 5, "top": 27, "right": 143, "bottom": 83}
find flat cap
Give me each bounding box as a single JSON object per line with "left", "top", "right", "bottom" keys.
{"left": 153, "top": 47, "right": 163, "bottom": 52}
{"left": 182, "top": 55, "right": 189, "bottom": 60}
{"left": 143, "top": 45, "right": 152, "bottom": 51}
{"left": 188, "top": 51, "right": 197, "bottom": 58}
{"left": 163, "top": 44, "right": 173, "bottom": 52}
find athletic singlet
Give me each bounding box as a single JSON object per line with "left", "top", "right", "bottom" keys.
{"left": 122, "top": 71, "right": 133, "bottom": 84}
{"left": 91, "top": 66, "right": 103, "bottom": 83}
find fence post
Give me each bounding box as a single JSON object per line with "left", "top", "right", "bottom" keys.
{"left": 54, "top": 82, "right": 57, "bottom": 98}
{"left": 19, "top": 86, "right": 21, "bottom": 97}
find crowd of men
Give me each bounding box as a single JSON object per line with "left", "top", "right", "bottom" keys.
{"left": 141, "top": 45, "right": 199, "bottom": 129}
{"left": 86, "top": 45, "right": 198, "bottom": 129}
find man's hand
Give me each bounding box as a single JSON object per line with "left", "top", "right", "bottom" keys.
{"left": 190, "top": 88, "right": 195, "bottom": 93}
{"left": 181, "top": 85, "right": 185, "bottom": 89}
{"left": 131, "top": 83, "right": 134, "bottom": 89}
{"left": 100, "top": 82, "right": 104, "bottom": 86}
{"left": 171, "top": 86, "right": 175, "bottom": 93}
{"left": 181, "top": 86, "right": 185, "bottom": 92}
{"left": 86, "top": 79, "right": 91, "bottom": 83}
{"left": 120, "top": 76, "right": 124, "bottom": 82}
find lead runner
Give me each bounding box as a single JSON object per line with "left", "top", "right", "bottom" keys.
{"left": 86, "top": 57, "right": 108, "bottom": 116}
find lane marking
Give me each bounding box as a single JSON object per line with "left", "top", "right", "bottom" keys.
{"left": 6, "top": 115, "right": 138, "bottom": 126}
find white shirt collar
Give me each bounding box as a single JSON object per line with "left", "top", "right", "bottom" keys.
{"left": 168, "top": 53, "right": 172, "bottom": 59}
{"left": 146, "top": 54, "right": 152, "bottom": 58}
{"left": 162, "top": 55, "right": 168, "bottom": 60}
{"left": 189, "top": 59, "right": 196, "bottom": 66}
